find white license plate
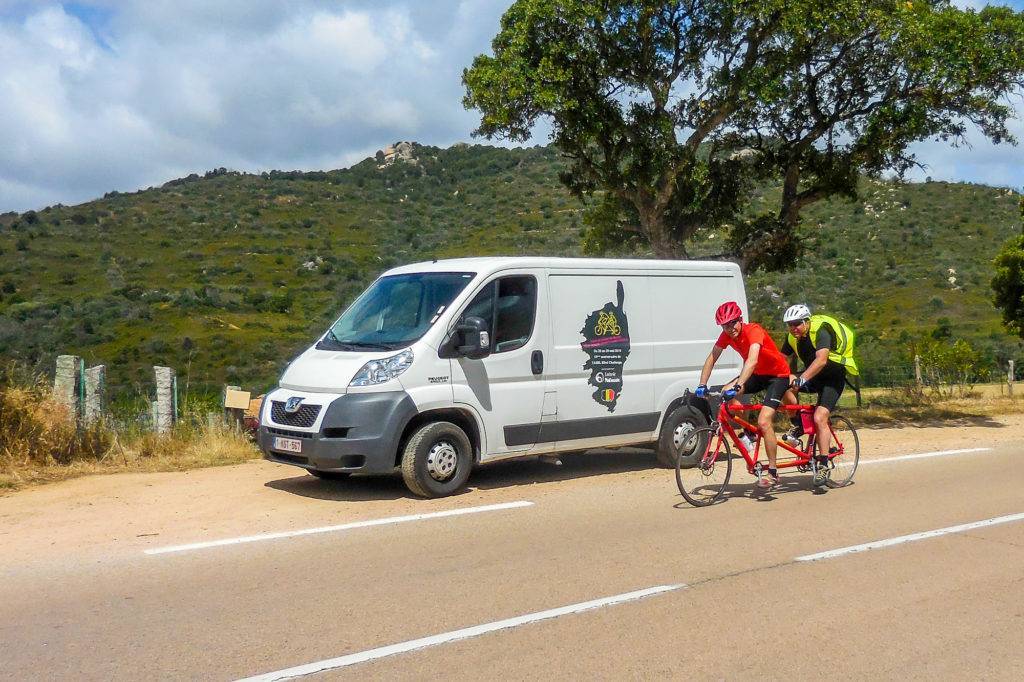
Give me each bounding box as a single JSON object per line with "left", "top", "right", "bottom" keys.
{"left": 273, "top": 437, "right": 302, "bottom": 454}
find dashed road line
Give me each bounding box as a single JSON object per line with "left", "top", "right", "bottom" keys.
{"left": 236, "top": 584, "right": 686, "bottom": 681}
{"left": 145, "top": 501, "right": 534, "bottom": 555}
{"left": 795, "top": 511, "right": 1024, "bottom": 562}
{"left": 855, "top": 447, "right": 992, "bottom": 466}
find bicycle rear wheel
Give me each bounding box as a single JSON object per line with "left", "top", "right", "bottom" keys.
{"left": 676, "top": 427, "right": 732, "bottom": 506}
{"left": 817, "top": 414, "right": 859, "bottom": 488}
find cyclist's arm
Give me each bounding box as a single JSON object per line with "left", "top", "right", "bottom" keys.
{"left": 800, "top": 347, "right": 829, "bottom": 382}
{"left": 698, "top": 345, "right": 724, "bottom": 385}
{"left": 735, "top": 343, "right": 760, "bottom": 387}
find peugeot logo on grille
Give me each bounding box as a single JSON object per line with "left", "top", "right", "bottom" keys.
{"left": 284, "top": 397, "right": 305, "bottom": 413}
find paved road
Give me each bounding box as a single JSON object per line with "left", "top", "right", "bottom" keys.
{"left": 2, "top": 444, "right": 1022, "bottom": 680}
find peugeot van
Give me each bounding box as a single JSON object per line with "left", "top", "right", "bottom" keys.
{"left": 258, "top": 257, "right": 747, "bottom": 497}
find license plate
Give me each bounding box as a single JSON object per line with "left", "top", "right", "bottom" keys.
{"left": 273, "top": 437, "right": 302, "bottom": 453}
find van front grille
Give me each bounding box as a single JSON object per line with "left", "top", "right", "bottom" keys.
{"left": 271, "top": 401, "right": 322, "bottom": 428}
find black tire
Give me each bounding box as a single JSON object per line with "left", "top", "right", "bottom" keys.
{"left": 656, "top": 405, "right": 708, "bottom": 468}
{"left": 675, "top": 427, "right": 732, "bottom": 507}
{"left": 400, "top": 421, "right": 473, "bottom": 498}
{"left": 307, "top": 470, "right": 350, "bottom": 481}
{"left": 817, "top": 414, "right": 859, "bottom": 488}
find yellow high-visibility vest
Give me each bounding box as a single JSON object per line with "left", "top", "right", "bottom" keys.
{"left": 786, "top": 314, "right": 859, "bottom": 376}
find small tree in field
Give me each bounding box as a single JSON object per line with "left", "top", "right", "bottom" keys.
{"left": 993, "top": 195, "right": 1024, "bottom": 337}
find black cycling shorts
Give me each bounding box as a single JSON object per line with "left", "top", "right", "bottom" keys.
{"left": 803, "top": 371, "right": 846, "bottom": 412}
{"left": 738, "top": 374, "right": 790, "bottom": 409}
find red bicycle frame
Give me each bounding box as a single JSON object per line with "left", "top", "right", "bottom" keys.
{"left": 713, "top": 401, "right": 845, "bottom": 475}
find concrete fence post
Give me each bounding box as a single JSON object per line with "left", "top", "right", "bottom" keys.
{"left": 1009, "top": 360, "right": 1015, "bottom": 398}
{"left": 914, "top": 354, "right": 922, "bottom": 385}
{"left": 154, "top": 366, "right": 176, "bottom": 434}
{"left": 54, "top": 355, "right": 81, "bottom": 418}
{"left": 83, "top": 365, "right": 105, "bottom": 425}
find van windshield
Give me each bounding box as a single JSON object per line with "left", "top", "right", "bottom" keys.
{"left": 317, "top": 272, "right": 475, "bottom": 351}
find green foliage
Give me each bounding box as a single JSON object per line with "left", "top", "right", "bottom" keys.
{"left": 464, "top": 0, "right": 1024, "bottom": 270}
{"left": 992, "top": 194, "right": 1024, "bottom": 337}
{"left": 916, "top": 337, "right": 987, "bottom": 397}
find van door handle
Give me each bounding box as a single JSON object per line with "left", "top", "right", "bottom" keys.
{"left": 531, "top": 350, "right": 544, "bottom": 375}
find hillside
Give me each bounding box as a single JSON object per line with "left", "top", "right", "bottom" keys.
{"left": 0, "top": 142, "right": 1020, "bottom": 394}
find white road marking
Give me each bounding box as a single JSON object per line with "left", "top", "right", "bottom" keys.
{"left": 236, "top": 584, "right": 686, "bottom": 681}
{"left": 796, "top": 512, "right": 1024, "bottom": 562}
{"left": 854, "top": 447, "right": 992, "bottom": 466}
{"left": 144, "top": 501, "right": 534, "bottom": 555}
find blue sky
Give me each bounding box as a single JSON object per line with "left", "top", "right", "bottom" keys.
{"left": 0, "top": 0, "right": 1023, "bottom": 212}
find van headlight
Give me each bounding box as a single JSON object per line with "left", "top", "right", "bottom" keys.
{"left": 349, "top": 349, "right": 414, "bottom": 386}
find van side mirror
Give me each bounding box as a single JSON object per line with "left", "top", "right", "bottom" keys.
{"left": 455, "top": 315, "right": 491, "bottom": 360}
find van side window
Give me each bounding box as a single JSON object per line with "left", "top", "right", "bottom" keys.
{"left": 460, "top": 276, "right": 537, "bottom": 354}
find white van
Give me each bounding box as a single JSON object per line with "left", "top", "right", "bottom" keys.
{"left": 258, "top": 257, "right": 746, "bottom": 497}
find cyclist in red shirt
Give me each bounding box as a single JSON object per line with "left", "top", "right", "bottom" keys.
{"left": 695, "top": 301, "right": 795, "bottom": 488}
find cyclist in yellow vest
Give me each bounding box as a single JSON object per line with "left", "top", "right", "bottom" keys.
{"left": 780, "top": 304, "right": 859, "bottom": 486}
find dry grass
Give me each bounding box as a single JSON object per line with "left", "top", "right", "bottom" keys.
{"left": 0, "top": 372, "right": 258, "bottom": 493}
{"left": 839, "top": 389, "right": 1024, "bottom": 427}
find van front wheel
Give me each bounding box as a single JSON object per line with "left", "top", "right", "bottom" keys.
{"left": 656, "top": 405, "right": 708, "bottom": 468}
{"left": 400, "top": 421, "right": 473, "bottom": 498}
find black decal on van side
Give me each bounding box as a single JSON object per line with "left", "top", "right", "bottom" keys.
{"left": 580, "top": 280, "right": 630, "bottom": 412}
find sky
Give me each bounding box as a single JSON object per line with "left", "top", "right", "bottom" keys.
{"left": 0, "top": 0, "right": 1023, "bottom": 213}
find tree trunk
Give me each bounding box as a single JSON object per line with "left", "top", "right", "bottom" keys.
{"left": 779, "top": 163, "right": 801, "bottom": 229}
{"left": 638, "top": 207, "right": 677, "bottom": 258}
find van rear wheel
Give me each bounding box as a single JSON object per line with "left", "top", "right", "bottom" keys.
{"left": 656, "top": 405, "right": 708, "bottom": 468}
{"left": 400, "top": 421, "right": 473, "bottom": 498}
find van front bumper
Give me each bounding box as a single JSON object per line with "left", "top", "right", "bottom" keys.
{"left": 259, "top": 391, "right": 417, "bottom": 474}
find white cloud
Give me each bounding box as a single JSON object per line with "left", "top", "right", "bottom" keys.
{"left": 0, "top": 0, "right": 535, "bottom": 212}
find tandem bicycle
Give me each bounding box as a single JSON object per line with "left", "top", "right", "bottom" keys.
{"left": 675, "top": 391, "right": 860, "bottom": 506}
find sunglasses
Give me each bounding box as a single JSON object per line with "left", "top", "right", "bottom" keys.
{"left": 786, "top": 320, "right": 806, "bottom": 329}
{"left": 721, "top": 319, "right": 741, "bottom": 330}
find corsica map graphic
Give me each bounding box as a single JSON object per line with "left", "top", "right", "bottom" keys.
{"left": 580, "top": 280, "right": 630, "bottom": 412}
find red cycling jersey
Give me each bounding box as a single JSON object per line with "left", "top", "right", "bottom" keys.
{"left": 715, "top": 322, "right": 790, "bottom": 377}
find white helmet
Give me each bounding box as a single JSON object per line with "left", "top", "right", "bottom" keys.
{"left": 783, "top": 304, "right": 811, "bottom": 323}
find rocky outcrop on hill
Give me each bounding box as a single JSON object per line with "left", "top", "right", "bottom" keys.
{"left": 375, "top": 141, "right": 418, "bottom": 168}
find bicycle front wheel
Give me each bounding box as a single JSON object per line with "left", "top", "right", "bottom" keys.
{"left": 676, "top": 427, "right": 732, "bottom": 507}
{"left": 818, "top": 414, "right": 859, "bottom": 488}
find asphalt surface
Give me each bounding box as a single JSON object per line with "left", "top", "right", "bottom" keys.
{"left": 2, "top": 443, "right": 1023, "bottom": 680}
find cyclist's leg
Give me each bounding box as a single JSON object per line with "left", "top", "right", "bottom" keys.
{"left": 756, "top": 376, "right": 789, "bottom": 479}
{"left": 814, "top": 377, "right": 844, "bottom": 455}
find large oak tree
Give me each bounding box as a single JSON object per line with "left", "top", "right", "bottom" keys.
{"left": 463, "top": 0, "right": 1024, "bottom": 271}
